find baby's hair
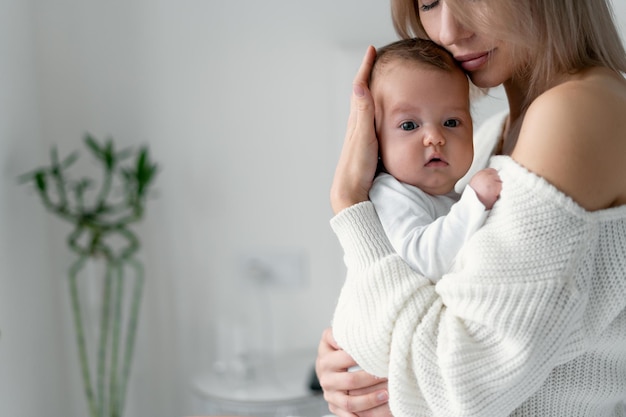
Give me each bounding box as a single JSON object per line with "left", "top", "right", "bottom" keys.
{"left": 370, "top": 38, "right": 463, "bottom": 84}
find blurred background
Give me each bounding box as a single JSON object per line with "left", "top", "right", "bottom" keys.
{"left": 1, "top": 1, "right": 625, "bottom": 416}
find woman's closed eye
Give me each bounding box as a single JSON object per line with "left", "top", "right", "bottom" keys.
{"left": 420, "top": 0, "right": 439, "bottom": 12}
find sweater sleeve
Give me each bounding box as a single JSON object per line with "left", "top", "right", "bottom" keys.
{"left": 330, "top": 156, "right": 597, "bottom": 417}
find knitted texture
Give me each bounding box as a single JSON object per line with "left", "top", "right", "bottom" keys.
{"left": 330, "top": 155, "right": 626, "bottom": 417}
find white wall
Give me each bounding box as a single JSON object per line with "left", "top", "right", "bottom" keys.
{"left": 0, "top": 1, "right": 71, "bottom": 416}
{"left": 2, "top": 1, "right": 626, "bottom": 417}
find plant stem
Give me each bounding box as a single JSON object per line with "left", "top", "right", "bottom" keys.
{"left": 118, "top": 259, "right": 144, "bottom": 416}
{"left": 109, "top": 261, "right": 124, "bottom": 417}
{"left": 97, "top": 261, "right": 115, "bottom": 417}
{"left": 95, "top": 165, "right": 113, "bottom": 213}
{"left": 69, "top": 256, "right": 98, "bottom": 417}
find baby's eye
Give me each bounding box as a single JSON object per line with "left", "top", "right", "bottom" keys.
{"left": 443, "top": 119, "right": 460, "bottom": 128}
{"left": 400, "top": 121, "right": 419, "bottom": 131}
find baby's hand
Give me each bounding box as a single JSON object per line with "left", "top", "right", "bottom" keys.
{"left": 469, "top": 168, "right": 502, "bottom": 210}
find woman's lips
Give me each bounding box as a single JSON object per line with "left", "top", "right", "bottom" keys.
{"left": 456, "top": 52, "right": 490, "bottom": 72}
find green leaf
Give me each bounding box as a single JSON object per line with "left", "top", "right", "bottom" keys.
{"left": 35, "top": 171, "right": 47, "bottom": 192}
{"left": 84, "top": 133, "right": 103, "bottom": 159}
{"left": 17, "top": 168, "right": 43, "bottom": 184}
{"left": 105, "top": 137, "right": 114, "bottom": 155}
{"left": 146, "top": 163, "right": 158, "bottom": 184}
{"left": 104, "top": 137, "right": 115, "bottom": 169}
{"left": 49, "top": 146, "right": 63, "bottom": 178}
{"left": 61, "top": 151, "right": 80, "bottom": 169}
{"left": 136, "top": 148, "right": 159, "bottom": 183}
{"left": 136, "top": 148, "right": 147, "bottom": 172}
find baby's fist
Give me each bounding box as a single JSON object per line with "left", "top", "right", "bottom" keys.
{"left": 470, "top": 168, "right": 502, "bottom": 210}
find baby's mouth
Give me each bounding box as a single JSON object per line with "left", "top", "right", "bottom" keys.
{"left": 425, "top": 156, "right": 448, "bottom": 167}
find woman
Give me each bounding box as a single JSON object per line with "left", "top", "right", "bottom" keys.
{"left": 316, "top": 0, "right": 626, "bottom": 416}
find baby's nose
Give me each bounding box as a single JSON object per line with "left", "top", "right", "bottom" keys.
{"left": 423, "top": 128, "right": 446, "bottom": 147}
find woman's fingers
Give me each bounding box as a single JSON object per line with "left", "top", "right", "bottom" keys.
{"left": 330, "top": 45, "right": 379, "bottom": 213}
{"left": 347, "top": 45, "right": 377, "bottom": 150}
{"left": 345, "top": 374, "right": 389, "bottom": 413}
{"left": 355, "top": 402, "right": 394, "bottom": 417}
{"left": 353, "top": 45, "right": 377, "bottom": 95}
{"left": 346, "top": 45, "right": 377, "bottom": 138}
{"left": 316, "top": 345, "right": 358, "bottom": 390}
{"left": 319, "top": 326, "right": 340, "bottom": 351}
{"left": 316, "top": 328, "right": 389, "bottom": 416}
{"left": 348, "top": 378, "right": 388, "bottom": 397}
{"left": 323, "top": 378, "right": 389, "bottom": 416}
{"left": 349, "top": 46, "right": 378, "bottom": 161}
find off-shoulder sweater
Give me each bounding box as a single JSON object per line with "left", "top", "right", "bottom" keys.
{"left": 330, "top": 121, "right": 626, "bottom": 416}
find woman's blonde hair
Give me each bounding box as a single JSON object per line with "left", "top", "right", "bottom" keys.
{"left": 391, "top": 0, "right": 626, "bottom": 107}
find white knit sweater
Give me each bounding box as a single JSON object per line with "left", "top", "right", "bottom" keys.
{"left": 331, "top": 154, "right": 626, "bottom": 416}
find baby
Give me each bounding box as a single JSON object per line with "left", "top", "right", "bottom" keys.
{"left": 369, "top": 38, "right": 502, "bottom": 280}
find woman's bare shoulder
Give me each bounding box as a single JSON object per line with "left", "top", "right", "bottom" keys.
{"left": 512, "top": 68, "right": 626, "bottom": 211}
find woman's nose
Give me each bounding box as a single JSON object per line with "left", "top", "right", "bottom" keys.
{"left": 438, "top": 3, "right": 472, "bottom": 46}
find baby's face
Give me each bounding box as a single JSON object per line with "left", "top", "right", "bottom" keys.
{"left": 372, "top": 61, "right": 473, "bottom": 195}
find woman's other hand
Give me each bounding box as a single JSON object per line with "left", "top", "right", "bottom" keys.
{"left": 330, "top": 45, "right": 379, "bottom": 214}
{"left": 316, "top": 328, "right": 391, "bottom": 417}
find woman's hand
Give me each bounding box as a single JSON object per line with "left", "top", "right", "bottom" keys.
{"left": 316, "top": 328, "right": 391, "bottom": 417}
{"left": 330, "top": 45, "right": 380, "bottom": 214}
